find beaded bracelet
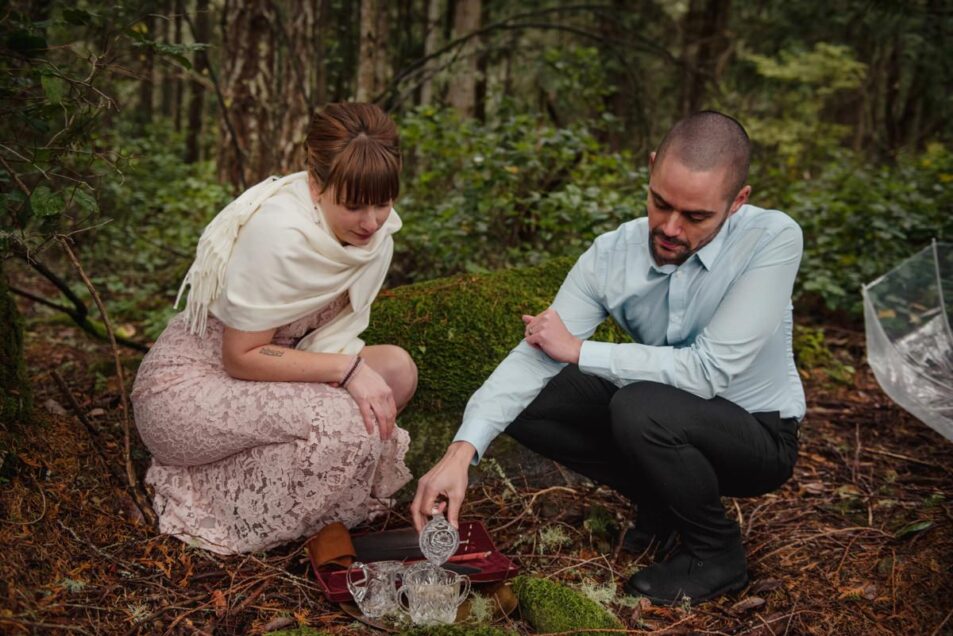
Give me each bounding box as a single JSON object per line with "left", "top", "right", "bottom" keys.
{"left": 340, "top": 355, "right": 363, "bottom": 388}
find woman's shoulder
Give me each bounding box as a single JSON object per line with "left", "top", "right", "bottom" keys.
{"left": 240, "top": 180, "right": 315, "bottom": 240}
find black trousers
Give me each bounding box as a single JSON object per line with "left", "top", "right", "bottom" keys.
{"left": 505, "top": 365, "right": 800, "bottom": 558}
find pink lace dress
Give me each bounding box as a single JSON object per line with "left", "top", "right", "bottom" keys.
{"left": 130, "top": 292, "right": 411, "bottom": 554}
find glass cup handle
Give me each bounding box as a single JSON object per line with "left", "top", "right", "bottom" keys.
{"left": 397, "top": 585, "right": 411, "bottom": 614}
{"left": 346, "top": 561, "right": 370, "bottom": 602}
{"left": 456, "top": 577, "right": 471, "bottom": 605}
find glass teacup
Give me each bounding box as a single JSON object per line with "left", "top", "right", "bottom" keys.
{"left": 397, "top": 563, "right": 471, "bottom": 625}
{"left": 345, "top": 560, "right": 404, "bottom": 618}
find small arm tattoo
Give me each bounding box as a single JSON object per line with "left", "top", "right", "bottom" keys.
{"left": 259, "top": 347, "right": 285, "bottom": 357}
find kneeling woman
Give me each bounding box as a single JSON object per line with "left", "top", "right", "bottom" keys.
{"left": 131, "top": 103, "right": 417, "bottom": 554}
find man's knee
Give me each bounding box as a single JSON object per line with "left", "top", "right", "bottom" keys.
{"left": 609, "top": 381, "right": 684, "bottom": 453}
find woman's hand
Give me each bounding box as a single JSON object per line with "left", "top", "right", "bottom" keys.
{"left": 345, "top": 362, "right": 397, "bottom": 440}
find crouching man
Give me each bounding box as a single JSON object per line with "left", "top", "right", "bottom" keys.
{"left": 413, "top": 111, "right": 804, "bottom": 605}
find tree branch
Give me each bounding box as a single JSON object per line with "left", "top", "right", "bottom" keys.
{"left": 8, "top": 285, "right": 149, "bottom": 353}
{"left": 182, "top": 6, "right": 246, "bottom": 190}
{"left": 57, "top": 235, "right": 155, "bottom": 530}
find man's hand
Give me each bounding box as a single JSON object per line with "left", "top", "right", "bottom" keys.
{"left": 522, "top": 308, "right": 582, "bottom": 364}
{"left": 411, "top": 441, "right": 475, "bottom": 531}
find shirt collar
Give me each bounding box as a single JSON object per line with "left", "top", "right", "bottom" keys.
{"left": 694, "top": 216, "right": 730, "bottom": 271}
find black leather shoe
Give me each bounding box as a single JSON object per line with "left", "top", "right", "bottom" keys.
{"left": 622, "top": 509, "right": 678, "bottom": 557}
{"left": 623, "top": 543, "right": 749, "bottom": 605}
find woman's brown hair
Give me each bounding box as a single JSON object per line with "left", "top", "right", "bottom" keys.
{"left": 305, "top": 102, "right": 401, "bottom": 207}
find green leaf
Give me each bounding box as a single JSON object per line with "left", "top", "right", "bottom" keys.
{"left": 29, "top": 186, "right": 64, "bottom": 218}
{"left": 41, "top": 76, "right": 67, "bottom": 105}
{"left": 70, "top": 187, "right": 98, "bottom": 215}
{"left": 894, "top": 520, "right": 933, "bottom": 539}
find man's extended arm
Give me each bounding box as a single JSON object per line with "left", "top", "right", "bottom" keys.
{"left": 411, "top": 243, "right": 610, "bottom": 530}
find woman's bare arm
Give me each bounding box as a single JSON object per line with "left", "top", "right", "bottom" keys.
{"left": 221, "top": 326, "right": 351, "bottom": 383}
{"left": 220, "top": 326, "right": 398, "bottom": 439}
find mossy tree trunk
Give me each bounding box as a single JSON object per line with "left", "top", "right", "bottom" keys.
{"left": 0, "top": 259, "right": 31, "bottom": 427}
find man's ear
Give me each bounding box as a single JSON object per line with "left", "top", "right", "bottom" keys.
{"left": 649, "top": 151, "right": 656, "bottom": 171}
{"left": 729, "top": 185, "right": 751, "bottom": 215}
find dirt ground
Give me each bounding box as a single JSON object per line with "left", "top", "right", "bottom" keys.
{"left": 2, "top": 310, "right": 952, "bottom": 634}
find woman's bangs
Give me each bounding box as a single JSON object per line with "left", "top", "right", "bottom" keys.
{"left": 328, "top": 141, "right": 400, "bottom": 208}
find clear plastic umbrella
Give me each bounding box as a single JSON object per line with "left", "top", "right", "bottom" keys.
{"left": 863, "top": 240, "right": 953, "bottom": 441}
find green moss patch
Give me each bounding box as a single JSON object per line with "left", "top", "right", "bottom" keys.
{"left": 512, "top": 575, "right": 623, "bottom": 635}
{"left": 398, "top": 625, "right": 517, "bottom": 636}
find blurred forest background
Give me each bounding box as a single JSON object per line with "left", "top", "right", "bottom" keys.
{"left": 2, "top": 2, "right": 953, "bottom": 633}
{"left": 3, "top": 0, "right": 952, "bottom": 359}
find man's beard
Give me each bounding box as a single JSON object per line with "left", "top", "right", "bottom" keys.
{"left": 649, "top": 215, "right": 729, "bottom": 266}
{"left": 649, "top": 228, "right": 691, "bottom": 265}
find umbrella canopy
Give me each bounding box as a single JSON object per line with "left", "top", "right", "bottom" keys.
{"left": 863, "top": 240, "right": 953, "bottom": 441}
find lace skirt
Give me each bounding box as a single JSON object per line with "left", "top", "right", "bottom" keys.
{"left": 130, "top": 311, "right": 412, "bottom": 554}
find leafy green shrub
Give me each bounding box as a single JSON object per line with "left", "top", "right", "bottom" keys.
{"left": 793, "top": 325, "right": 855, "bottom": 385}
{"left": 80, "top": 123, "right": 233, "bottom": 340}
{"left": 395, "top": 106, "right": 646, "bottom": 284}
{"left": 771, "top": 144, "right": 953, "bottom": 316}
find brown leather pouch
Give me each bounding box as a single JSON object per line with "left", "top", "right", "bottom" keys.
{"left": 306, "top": 522, "right": 357, "bottom": 571}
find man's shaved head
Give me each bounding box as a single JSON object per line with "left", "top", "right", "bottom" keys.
{"left": 653, "top": 111, "right": 751, "bottom": 203}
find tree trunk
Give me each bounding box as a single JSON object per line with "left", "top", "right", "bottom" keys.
{"left": 419, "top": 0, "right": 443, "bottom": 106}
{"left": 218, "top": 0, "right": 274, "bottom": 188}
{"left": 273, "top": 1, "right": 315, "bottom": 173}
{"left": 356, "top": 0, "right": 389, "bottom": 102}
{"left": 447, "top": 0, "right": 481, "bottom": 117}
{"left": 217, "top": 0, "right": 314, "bottom": 189}
{"left": 184, "top": 0, "right": 209, "bottom": 164}
{"left": 138, "top": 12, "right": 156, "bottom": 127}
{"left": 314, "top": 0, "right": 330, "bottom": 106}
{"left": 173, "top": 0, "right": 184, "bottom": 131}
{"left": 159, "top": 0, "right": 175, "bottom": 118}
{"left": 0, "top": 261, "right": 31, "bottom": 428}
{"left": 678, "top": 0, "right": 731, "bottom": 116}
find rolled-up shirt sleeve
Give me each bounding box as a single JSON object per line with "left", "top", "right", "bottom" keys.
{"left": 577, "top": 224, "right": 803, "bottom": 398}
{"left": 452, "top": 245, "right": 609, "bottom": 463}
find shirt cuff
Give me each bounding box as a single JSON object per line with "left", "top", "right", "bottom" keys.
{"left": 578, "top": 340, "right": 615, "bottom": 379}
{"left": 452, "top": 424, "right": 492, "bottom": 466}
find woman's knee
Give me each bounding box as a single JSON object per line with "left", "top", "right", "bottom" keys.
{"left": 366, "top": 344, "right": 418, "bottom": 408}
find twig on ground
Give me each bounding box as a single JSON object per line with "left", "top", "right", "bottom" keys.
{"left": 57, "top": 235, "right": 157, "bottom": 529}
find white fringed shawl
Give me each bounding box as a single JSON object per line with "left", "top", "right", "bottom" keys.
{"left": 175, "top": 171, "right": 401, "bottom": 354}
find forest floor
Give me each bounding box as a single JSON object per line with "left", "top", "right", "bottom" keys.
{"left": 2, "top": 294, "right": 953, "bottom": 635}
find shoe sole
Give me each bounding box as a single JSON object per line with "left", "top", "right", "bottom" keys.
{"left": 625, "top": 571, "right": 750, "bottom": 606}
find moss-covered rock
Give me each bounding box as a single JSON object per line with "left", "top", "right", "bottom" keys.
{"left": 512, "top": 575, "right": 623, "bottom": 635}
{"left": 365, "top": 257, "right": 627, "bottom": 473}
{"left": 0, "top": 260, "right": 31, "bottom": 427}
{"left": 398, "top": 626, "right": 517, "bottom": 636}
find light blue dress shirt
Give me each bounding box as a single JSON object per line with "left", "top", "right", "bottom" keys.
{"left": 453, "top": 203, "right": 807, "bottom": 463}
